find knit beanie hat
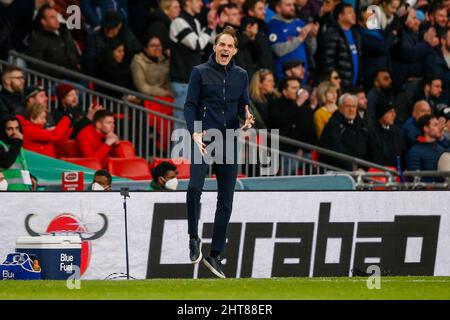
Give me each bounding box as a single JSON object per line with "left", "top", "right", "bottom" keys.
{"left": 375, "top": 98, "right": 395, "bottom": 119}
{"left": 56, "top": 83, "right": 76, "bottom": 102}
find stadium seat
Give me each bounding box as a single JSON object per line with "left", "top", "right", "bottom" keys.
{"left": 55, "top": 140, "right": 80, "bottom": 158}
{"left": 111, "top": 140, "right": 136, "bottom": 158}
{"left": 108, "top": 157, "right": 152, "bottom": 180}
{"left": 60, "top": 157, "right": 102, "bottom": 171}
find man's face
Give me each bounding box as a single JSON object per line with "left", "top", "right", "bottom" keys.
{"left": 383, "top": 0, "right": 400, "bottom": 17}
{"left": 5, "top": 120, "right": 20, "bottom": 138}
{"left": 282, "top": 79, "right": 301, "bottom": 101}
{"left": 277, "top": 0, "right": 296, "bottom": 19}
{"left": 96, "top": 116, "right": 115, "bottom": 135}
{"left": 62, "top": 89, "right": 78, "bottom": 108}
{"left": 41, "top": 8, "right": 60, "bottom": 31}
{"left": 425, "top": 118, "right": 441, "bottom": 139}
{"left": 213, "top": 34, "right": 238, "bottom": 66}
{"left": 286, "top": 65, "right": 305, "bottom": 80}
{"left": 158, "top": 170, "right": 177, "bottom": 187}
{"left": 249, "top": 1, "right": 266, "bottom": 20}
{"left": 380, "top": 109, "right": 396, "bottom": 126}
{"left": 188, "top": 0, "right": 203, "bottom": 14}
{"left": 412, "top": 102, "right": 432, "bottom": 120}
{"left": 432, "top": 8, "right": 448, "bottom": 28}
{"left": 375, "top": 71, "right": 392, "bottom": 90}
{"left": 226, "top": 7, "right": 241, "bottom": 26}
{"left": 28, "top": 91, "right": 48, "bottom": 107}
{"left": 339, "top": 7, "right": 356, "bottom": 26}
{"left": 426, "top": 79, "right": 443, "bottom": 98}
{"left": 356, "top": 92, "right": 368, "bottom": 111}
{"left": 4, "top": 70, "right": 25, "bottom": 93}
{"left": 339, "top": 96, "right": 358, "bottom": 121}
{"left": 405, "top": 9, "right": 420, "bottom": 33}
{"left": 93, "top": 175, "right": 111, "bottom": 190}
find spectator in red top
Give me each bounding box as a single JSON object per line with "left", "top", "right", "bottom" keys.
{"left": 76, "top": 110, "right": 119, "bottom": 168}
{"left": 18, "top": 104, "right": 72, "bottom": 157}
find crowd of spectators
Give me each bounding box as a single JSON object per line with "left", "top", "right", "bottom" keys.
{"left": 1, "top": 0, "right": 450, "bottom": 179}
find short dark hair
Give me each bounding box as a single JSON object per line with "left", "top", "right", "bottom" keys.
{"left": 102, "top": 10, "right": 123, "bottom": 30}
{"left": 217, "top": 3, "right": 239, "bottom": 17}
{"left": 151, "top": 161, "right": 177, "bottom": 181}
{"left": 372, "top": 69, "right": 391, "bottom": 84}
{"left": 280, "top": 77, "right": 300, "bottom": 91}
{"left": 417, "top": 114, "right": 437, "bottom": 134}
{"left": 94, "top": 169, "right": 112, "bottom": 185}
{"left": 348, "top": 86, "right": 365, "bottom": 95}
{"left": 428, "top": 2, "right": 447, "bottom": 15}
{"left": 214, "top": 26, "right": 238, "bottom": 48}
{"left": 93, "top": 110, "right": 114, "bottom": 124}
{"left": 333, "top": 2, "right": 353, "bottom": 22}
{"left": 243, "top": 0, "right": 265, "bottom": 14}
{"left": 36, "top": 4, "right": 53, "bottom": 26}
{"left": 423, "top": 74, "right": 442, "bottom": 87}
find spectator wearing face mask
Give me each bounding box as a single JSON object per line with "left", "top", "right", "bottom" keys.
{"left": 149, "top": 161, "right": 178, "bottom": 191}
{"left": 91, "top": 169, "right": 112, "bottom": 191}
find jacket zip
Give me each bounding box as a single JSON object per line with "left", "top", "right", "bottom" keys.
{"left": 223, "top": 66, "right": 227, "bottom": 128}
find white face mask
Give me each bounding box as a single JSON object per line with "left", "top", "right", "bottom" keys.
{"left": 164, "top": 177, "right": 178, "bottom": 191}
{"left": 91, "top": 182, "right": 104, "bottom": 191}
{"left": 0, "top": 179, "right": 8, "bottom": 191}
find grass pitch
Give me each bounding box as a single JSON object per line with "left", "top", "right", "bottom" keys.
{"left": 0, "top": 277, "right": 449, "bottom": 300}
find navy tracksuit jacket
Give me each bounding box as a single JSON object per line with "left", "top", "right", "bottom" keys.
{"left": 184, "top": 54, "right": 249, "bottom": 253}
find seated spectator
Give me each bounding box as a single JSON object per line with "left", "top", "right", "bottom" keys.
{"left": 130, "top": 35, "right": 172, "bottom": 97}
{"left": 27, "top": 4, "right": 81, "bottom": 78}
{"left": 406, "top": 114, "right": 447, "bottom": 181}
{"left": 149, "top": 161, "right": 178, "bottom": 191}
{"left": 249, "top": 69, "right": 280, "bottom": 128}
{"left": 91, "top": 169, "right": 112, "bottom": 191}
{"left": 313, "top": 81, "right": 338, "bottom": 138}
{"left": 96, "top": 40, "right": 134, "bottom": 98}
{"left": 351, "top": 86, "right": 370, "bottom": 127}
{"left": 0, "top": 115, "right": 37, "bottom": 191}
{"left": 413, "top": 75, "right": 445, "bottom": 114}
{"left": 426, "top": 27, "right": 450, "bottom": 101}
{"left": 145, "top": 0, "right": 181, "bottom": 53}
{"left": 367, "top": 98, "right": 406, "bottom": 167}
{"left": 23, "top": 85, "right": 55, "bottom": 127}
{"left": 402, "top": 100, "right": 432, "bottom": 148}
{"left": 0, "top": 66, "right": 26, "bottom": 119}
{"left": 83, "top": 10, "right": 142, "bottom": 76}
{"left": 80, "top": 0, "right": 129, "bottom": 30}
{"left": 18, "top": 104, "right": 72, "bottom": 158}
{"left": 367, "top": 69, "right": 395, "bottom": 121}
{"left": 319, "top": 93, "right": 369, "bottom": 171}
{"left": 53, "top": 83, "right": 104, "bottom": 139}
{"left": 76, "top": 110, "right": 119, "bottom": 168}
{"left": 377, "top": 0, "right": 402, "bottom": 31}
{"left": 268, "top": 77, "right": 316, "bottom": 165}
{"left": 391, "top": 7, "right": 439, "bottom": 89}
{"left": 419, "top": 3, "right": 448, "bottom": 37}
{"left": 317, "top": 69, "right": 342, "bottom": 92}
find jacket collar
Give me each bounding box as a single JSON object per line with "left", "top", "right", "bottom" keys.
{"left": 207, "top": 53, "right": 235, "bottom": 72}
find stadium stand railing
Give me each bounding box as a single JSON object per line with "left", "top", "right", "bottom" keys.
{"left": 3, "top": 52, "right": 450, "bottom": 190}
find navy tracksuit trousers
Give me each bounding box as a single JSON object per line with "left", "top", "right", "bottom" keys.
{"left": 186, "top": 140, "right": 238, "bottom": 254}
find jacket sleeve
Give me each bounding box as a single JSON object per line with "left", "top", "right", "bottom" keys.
{"left": 395, "top": 32, "right": 432, "bottom": 63}
{"left": 76, "top": 129, "right": 112, "bottom": 162}
{"left": 23, "top": 116, "right": 72, "bottom": 143}
{"left": 238, "top": 71, "right": 250, "bottom": 120}
{"left": 322, "top": 29, "right": 339, "bottom": 73}
{"left": 406, "top": 147, "right": 422, "bottom": 171}
{"left": 0, "top": 139, "right": 22, "bottom": 169}
{"left": 184, "top": 68, "right": 202, "bottom": 134}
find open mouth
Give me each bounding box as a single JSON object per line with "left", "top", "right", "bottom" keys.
{"left": 220, "top": 52, "right": 230, "bottom": 59}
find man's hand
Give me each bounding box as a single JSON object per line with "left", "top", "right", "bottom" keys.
{"left": 296, "top": 89, "right": 309, "bottom": 107}
{"left": 105, "top": 132, "right": 119, "bottom": 146}
{"left": 87, "top": 103, "right": 104, "bottom": 121}
{"left": 193, "top": 131, "right": 207, "bottom": 156}
{"left": 11, "top": 131, "right": 23, "bottom": 140}
{"left": 241, "top": 105, "right": 255, "bottom": 131}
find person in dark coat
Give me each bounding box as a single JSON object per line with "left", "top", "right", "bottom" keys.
{"left": 145, "top": 0, "right": 180, "bottom": 53}
{"left": 413, "top": 75, "right": 446, "bottom": 115}
{"left": 319, "top": 93, "right": 369, "bottom": 171}
{"left": 83, "top": 10, "right": 142, "bottom": 76}
{"left": 402, "top": 100, "right": 432, "bottom": 148}
{"left": 26, "top": 5, "right": 81, "bottom": 78}
{"left": 268, "top": 77, "right": 316, "bottom": 152}
{"left": 391, "top": 7, "right": 439, "bottom": 90}
{"left": 0, "top": 66, "right": 26, "bottom": 119}
{"left": 96, "top": 40, "right": 134, "bottom": 98}
{"left": 426, "top": 28, "right": 450, "bottom": 100}
{"left": 406, "top": 114, "right": 447, "bottom": 182}
{"left": 355, "top": 5, "right": 398, "bottom": 91}
{"left": 368, "top": 98, "right": 406, "bottom": 167}
{"left": 366, "top": 69, "right": 395, "bottom": 122}
{"left": 322, "top": 3, "right": 362, "bottom": 90}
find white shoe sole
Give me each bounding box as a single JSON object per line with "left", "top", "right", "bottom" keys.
{"left": 202, "top": 258, "right": 226, "bottom": 279}
{"left": 191, "top": 241, "right": 203, "bottom": 264}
